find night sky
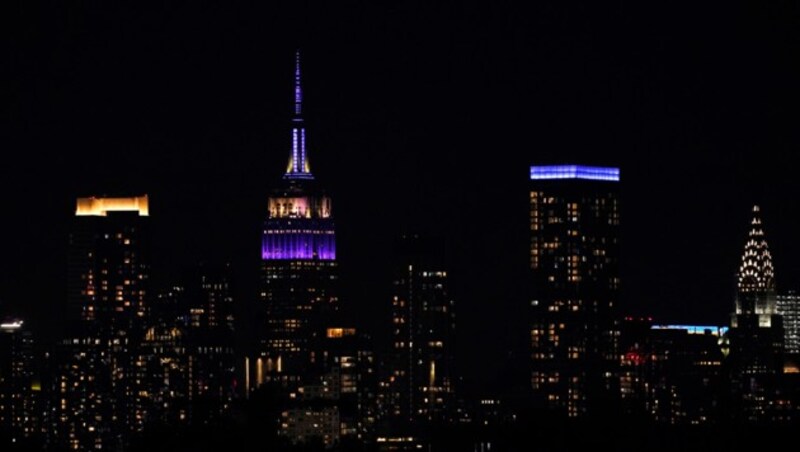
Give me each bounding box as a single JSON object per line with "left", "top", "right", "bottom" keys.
{"left": 4, "top": 2, "right": 800, "bottom": 392}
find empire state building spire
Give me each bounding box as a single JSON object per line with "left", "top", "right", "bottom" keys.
{"left": 285, "top": 50, "right": 313, "bottom": 180}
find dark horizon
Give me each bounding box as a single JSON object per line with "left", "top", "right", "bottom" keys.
{"left": 4, "top": 2, "right": 800, "bottom": 393}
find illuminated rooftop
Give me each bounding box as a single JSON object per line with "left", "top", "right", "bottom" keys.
{"left": 75, "top": 195, "right": 149, "bottom": 217}
{"left": 530, "top": 165, "right": 620, "bottom": 182}
{"left": 326, "top": 327, "right": 356, "bottom": 338}
{"left": 1, "top": 320, "right": 23, "bottom": 330}
{"left": 651, "top": 324, "right": 729, "bottom": 336}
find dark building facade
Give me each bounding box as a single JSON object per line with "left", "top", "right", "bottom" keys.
{"left": 139, "top": 262, "right": 237, "bottom": 430}
{"left": 619, "top": 319, "right": 725, "bottom": 424}
{"left": 319, "top": 328, "right": 376, "bottom": 442}
{"left": 528, "top": 165, "right": 620, "bottom": 417}
{"left": 728, "top": 205, "right": 785, "bottom": 421}
{"left": 381, "top": 235, "right": 457, "bottom": 428}
{"left": 279, "top": 327, "right": 376, "bottom": 447}
{"left": 257, "top": 52, "right": 338, "bottom": 389}
{"left": 182, "top": 264, "right": 236, "bottom": 423}
{"left": 140, "top": 306, "right": 191, "bottom": 429}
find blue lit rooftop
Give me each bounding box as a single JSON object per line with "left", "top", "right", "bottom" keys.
{"left": 651, "top": 325, "right": 729, "bottom": 336}
{"left": 530, "top": 165, "right": 620, "bottom": 182}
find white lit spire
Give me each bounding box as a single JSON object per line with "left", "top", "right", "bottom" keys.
{"left": 735, "top": 205, "right": 778, "bottom": 318}
{"left": 284, "top": 50, "right": 313, "bottom": 180}
{"left": 737, "top": 205, "right": 775, "bottom": 293}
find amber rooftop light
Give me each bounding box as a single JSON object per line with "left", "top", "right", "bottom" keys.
{"left": 326, "top": 327, "right": 356, "bottom": 338}
{"left": 75, "top": 195, "right": 150, "bottom": 217}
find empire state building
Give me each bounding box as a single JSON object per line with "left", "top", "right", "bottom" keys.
{"left": 256, "top": 52, "right": 338, "bottom": 388}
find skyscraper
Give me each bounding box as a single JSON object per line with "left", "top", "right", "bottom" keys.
{"left": 0, "top": 319, "right": 39, "bottom": 445}
{"left": 258, "top": 52, "right": 338, "bottom": 388}
{"left": 382, "top": 234, "right": 456, "bottom": 427}
{"left": 184, "top": 263, "right": 236, "bottom": 422}
{"left": 528, "top": 165, "right": 620, "bottom": 417}
{"left": 69, "top": 195, "right": 151, "bottom": 329}
{"left": 56, "top": 195, "right": 151, "bottom": 450}
{"left": 777, "top": 291, "right": 800, "bottom": 355}
{"left": 728, "top": 205, "right": 784, "bottom": 421}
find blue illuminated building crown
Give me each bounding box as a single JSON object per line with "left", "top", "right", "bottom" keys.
{"left": 530, "top": 165, "right": 620, "bottom": 182}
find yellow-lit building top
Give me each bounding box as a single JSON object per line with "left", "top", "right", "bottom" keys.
{"left": 326, "top": 327, "right": 356, "bottom": 338}
{"left": 75, "top": 195, "right": 149, "bottom": 217}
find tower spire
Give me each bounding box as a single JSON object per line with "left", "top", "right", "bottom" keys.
{"left": 285, "top": 50, "right": 313, "bottom": 180}
{"left": 294, "top": 50, "right": 302, "bottom": 117}
{"left": 736, "top": 205, "right": 776, "bottom": 314}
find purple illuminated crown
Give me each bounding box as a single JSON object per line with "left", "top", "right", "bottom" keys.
{"left": 262, "top": 51, "right": 336, "bottom": 261}
{"left": 262, "top": 228, "right": 336, "bottom": 261}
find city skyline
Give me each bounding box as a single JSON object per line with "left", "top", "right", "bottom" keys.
{"left": 6, "top": 4, "right": 800, "bottom": 448}
{"left": 4, "top": 1, "right": 800, "bottom": 403}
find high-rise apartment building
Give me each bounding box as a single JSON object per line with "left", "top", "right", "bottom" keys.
{"left": 0, "top": 319, "right": 39, "bottom": 445}
{"left": 383, "top": 235, "right": 456, "bottom": 426}
{"left": 56, "top": 195, "right": 151, "bottom": 450}
{"left": 69, "top": 196, "right": 150, "bottom": 330}
{"left": 528, "top": 165, "right": 620, "bottom": 417}
{"left": 777, "top": 291, "right": 800, "bottom": 355}
{"left": 184, "top": 264, "right": 236, "bottom": 422}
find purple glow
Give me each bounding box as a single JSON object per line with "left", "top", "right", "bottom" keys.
{"left": 301, "top": 128, "right": 306, "bottom": 172}
{"left": 294, "top": 50, "right": 302, "bottom": 116}
{"left": 286, "top": 126, "right": 313, "bottom": 179}
{"left": 530, "top": 165, "right": 620, "bottom": 182}
{"left": 285, "top": 51, "right": 314, "bottom": 180}
{"left": 292, "top": 128, "right": 299, "bottom": 173}
{"left": 262, "top": 231, "right": 336, "bottom": 260}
